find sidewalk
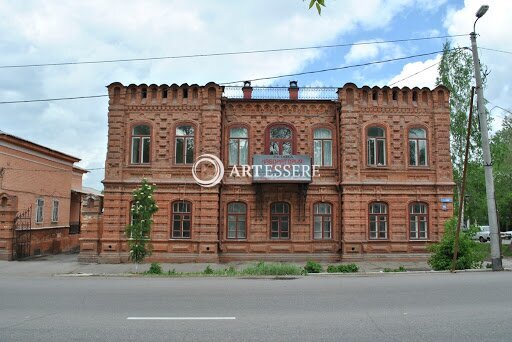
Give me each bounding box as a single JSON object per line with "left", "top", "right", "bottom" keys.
{"left": 1, "top": 253, "right": 510, "bottom": 277}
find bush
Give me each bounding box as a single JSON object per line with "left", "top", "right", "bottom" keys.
{"left": 167, "top": 269, "right": 176, "bottom": 275}
{"left": 241, "top": 262, "right": 303, "bottom": 276}
{"left": 428, "top": 218, "right": 486, "bottom": 271}
{"left": 326, "top": 263, "right": 359, "bottom": 273}
{"left": 203, "top": 265, "right": 214, "bottom": 275}
{"left": 146, "top": 262, "right": 163, "bottom": 274}
{"left": 304, "top": 260, "right": 323, "bottom": 273}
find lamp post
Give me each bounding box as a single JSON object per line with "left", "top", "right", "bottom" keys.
{"left": 470, "top": 4, "right": 503, "bottom": 271}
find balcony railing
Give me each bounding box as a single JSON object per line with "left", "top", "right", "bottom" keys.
{"left": 223, "top": 86, "right": 338, "bottom": 100}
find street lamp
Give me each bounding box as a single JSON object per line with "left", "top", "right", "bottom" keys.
{"left": 470, "top": 5, "right": 503, "bottom": 271}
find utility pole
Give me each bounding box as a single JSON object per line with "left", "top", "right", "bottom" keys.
{"left": 470, "top": 5, "right": 503, "bottom": 271}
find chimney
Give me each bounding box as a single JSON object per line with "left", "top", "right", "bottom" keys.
{"left": 242, "top": 81, "right": 253, "bottom": 99}
{"left": 288, "top": 80, "right": 299, "bottom": 100}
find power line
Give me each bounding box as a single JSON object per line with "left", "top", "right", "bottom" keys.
{"left": 0, "top": 48, "right": 461, "bottom": 104}
{"left": 479, "top": 47, "right": 512, "bottom": 55}
{"left": 388, "top": 61, "right": 440, "bottom": 86}
{"left": 220, "top": 49, "right": 452, "bottom": 85}
{"left": 2, "top": 167, "right": 105, "bottom": 173}
{"left": 0, "top": 34, "right": 468, "bottom": 69}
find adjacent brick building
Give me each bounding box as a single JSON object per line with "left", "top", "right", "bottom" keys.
{"left": 89, "top": 81, "right": 454, "bottom": 263}
{"left": 0, "top": 130, "right": 97, "bottom": 260}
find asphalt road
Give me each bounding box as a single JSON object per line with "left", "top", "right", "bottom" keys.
{"left": 0, "top": 272, "right": 511, "bottom": 342}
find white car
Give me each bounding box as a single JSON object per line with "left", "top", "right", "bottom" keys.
{"left": 474, "top": 225, "right": 490, "bottom": 243}
{"left": 501, "top": 231, "right": 512, "bottom": 240}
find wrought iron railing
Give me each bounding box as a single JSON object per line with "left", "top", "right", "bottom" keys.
{"left": 223, "top": 86, "right": 338, "bottom": 100}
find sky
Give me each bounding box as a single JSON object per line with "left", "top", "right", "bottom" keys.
{"left": 0, "top": 0, "right": 510, "bottom": 191}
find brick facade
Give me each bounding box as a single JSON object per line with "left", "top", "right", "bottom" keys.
{"left": 95, "top": 82, "right": 454, "bottom": 263}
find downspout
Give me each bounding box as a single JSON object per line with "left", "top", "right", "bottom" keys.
{"left": 336, "top": 102, "right": 343, "bottom": 257}
{"left": 217, "top": 98, "right": 225, "bottom": 257}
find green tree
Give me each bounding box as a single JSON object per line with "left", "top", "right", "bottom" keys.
{"left": 306, "top": 0, "right": 326, "bottom": 14}
{"left": 125, "top": 179, "right": 158, "bottom": 266}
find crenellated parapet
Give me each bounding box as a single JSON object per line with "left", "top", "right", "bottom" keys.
{"left": 106, "top": 82, "right": 224, "bottom": 108}
{"left": 338, "top": 83, "right": 449, "bottom": 110}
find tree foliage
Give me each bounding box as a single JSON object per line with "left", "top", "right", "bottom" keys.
{"left": 428, "top": 218, "right": 486, "bottom": 270}
{"left": 125, "top": 179, "right": 158, "bottom": 263}
{"left": 306, "top": 0, "right": 325, "bottom": 14}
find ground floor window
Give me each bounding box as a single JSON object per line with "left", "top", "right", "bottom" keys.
{"left": 227, "top": 202, "right": 247, "bottom": 239}
{"left": 270, "top": 202, "right": 290, "bottom": 239}
{"left": 410, "top": 202, "right": 428, "bottom": 239}
{"left": 171, "top": 201, "right": 191, "bottom": 238}
{"left": 313, "top": 202, "right": 332, "bottom": 239}
{"left": 369, "top": 202, "right": 388, "bottom": 239}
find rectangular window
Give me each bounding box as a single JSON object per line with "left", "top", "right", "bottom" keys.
{"left": 36, "top": 198, "right": 44, "bottom": 223}
{"left": 228, "top": 127, "right": 249, "bottom": 166}
{"left": 313, "top": 128, "right": 333, "bottom": 167}
{"left": 171, "top": 201, "right": 192, "bottom": 239}
{"left": 369, "top": 202, "right": 388, "bottom": 240}
{"left": 313, "top": 203, "right": 332, "bottom": 239}
{"left": 410, "top": 203, "right": 428, "bottom": 240}
{"left": 52, "top": 200, "right": 59, "bottom": 223}
{"left": 227, "top": 202, "right": 247, "bottom": 239}
{"left": 175, "top": 126, "right": 194, "bottom": 164}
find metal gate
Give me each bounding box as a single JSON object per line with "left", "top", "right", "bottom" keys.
{"left": 13, "top": 206, "right": 32, "bottom": 260}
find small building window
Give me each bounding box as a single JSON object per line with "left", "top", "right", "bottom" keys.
{"left": 369, "top": 202, "right": 388, "bottom": 240}
{"left": 175, "top": 125, "right": 194, "bottom": 164}
{"left": 313, "top": 128, "right": 333, "bottom": 167}
{"left": 313, "top": 203, "right": 332, "bottom": 239}
{"left": 162, "top": 88, "right": 168, "bottom": 99}
{"left": 141, "top": 88, "right": 147, "bottom": 99}
{"left": 409, "top": 128, "right": 427, "bottom": 166}
{"left": 35, "top": 198, "right": 44, "bottom": 223}
{"left": 268, "top": 125, "right": 293, "bottom": 155}
{"left": 51, "top": 200, "right": 59, "bottom": 223}
{"left": 227, "top": 202, "right": 247, "bottom": 239}
{"left": 410, "top": 202, "right": 428, "bottom": 240}
{"left": 270, "top": 202, "right": 290, "bottom": 239}
{"left": 367, "top": 126, "right": 386, "bottom": 166}
{"left": 131, "top": 125, "right": 151, "bottom": 164}
{"left": 171, "top": 201, "right": 192, "bottom": 239}
{"left": 229, "top": 127, "right": 248, "bottom": 166}
{"left": 183, "top": 88, "right": 188, "bottom": 99}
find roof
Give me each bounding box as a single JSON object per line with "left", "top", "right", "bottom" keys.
{"left": 72, "top": 186, "right": 103, "bottom": 197}
{"left": 0, "top": 130, "right": 80, "bottom": 163}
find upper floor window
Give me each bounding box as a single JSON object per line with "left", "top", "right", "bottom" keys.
{"left": 367, "top": 126, "right": 386, "bottom": 166}
{"left": 35, "top": 198, "right": 44, "bottom": 223}
{"left": 269, "top": 125, "right": 293, "bottom": 155}
{"left": 313, "top": 202, "right": 332, "bottom": 239}
{"left": 369, "top": 202, "right": 388, "bottom": 239}
{"left": 227, "top": 202, "right": 247, "bottom": 239}
{"left": 51, "top": 200, "right": 59, "bottom": 223}
{"left": 409, "top": 128, "right": 427, "bottom": 166}
{"left": 409, "top": 202, "right": 428, "bottom": 240}
{"left": 175, "top": 125, "right": 194, "bottom": 164}
{"left": 229, "top": 127, "right": 248, "bottom": 166}
{"left": 171, "top": 201, "right": 192, "bottom": 239}
{"left": 270, "top": 202, "right": 290, "bottom": 239}
{"left": 131, "top": 125, "right": 150, "bottom": 164}
{"left": 313, "top": 128, "right": 333, "bottom": 167}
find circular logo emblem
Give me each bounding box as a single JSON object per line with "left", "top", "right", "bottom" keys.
{"left": 191, "top": 154, "right": 224, "bottom": 187}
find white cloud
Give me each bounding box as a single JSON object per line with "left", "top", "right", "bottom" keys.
{"left": 345, "top": 40, "right": 404, "bottom": 64}
{"left": 387, "top": 55, "right": 441, "bottom": 88}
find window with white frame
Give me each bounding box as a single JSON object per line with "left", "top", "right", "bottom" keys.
{"left": 313, "top": 128, "right": 333, "bottom": 167}
{"left": 51, "top": 200, "right": 59, "bottom": 223}
{"left": 228, "top": 127, "right": 248, "bottom": 166}
{"left": 369, "top": 202, "right": 388, "bottom": 239}
{"left": 409, "top": 128, "right": 428, "bottom": 166}
{"left": 175, "top": 125, "right": 195, "bottom": 164}
{"left": 131, "top": 125, "right": 151, "bottom": 164}
{"left": 409, "top": 202, "right": 428, "bottom": 239}
{"left": 313, "top": 202, "right": 332, "bottom": 239}
{"left": 367, "top": 126, "right": 386, "bottom": 166}
{"left": 36, "top": 198, "right": 44, "bottom": 223}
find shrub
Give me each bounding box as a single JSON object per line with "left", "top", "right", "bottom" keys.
{"left": 146, "top": 262, "right": 163, "bottom": 274}
{"left": 224, "top": 266, "right": 237, "bottom": 275}
{"left": 204, "top": 265, "right": 214, "bottom": 275}
{"left": 304, "top": 260, "right": 323, "bottom": 273}
{"left": 326, "top": 263, "right": 359, "bottom": 273}
{"left": 241, "top": 262, "right": 303, "bottom": 276}
{"left": 428, "top": 218, "right": 486, "bottom": 271}
{"left": 167, "top": 269, "right": 176, "bottom": 275}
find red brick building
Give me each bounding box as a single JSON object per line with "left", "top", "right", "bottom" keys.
{"left": 87, "top": 81, "right": 453, "bottom": 263}
{"left": 0, "top": 130, "right": 97, "bottom": 260}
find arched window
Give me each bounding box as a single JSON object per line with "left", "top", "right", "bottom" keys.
{"left": 268, "top": 125, "right": 293, "bottom": 155}
{"left": 367, "top": 126, "right": 386, "bottom": 166}
{"left": 175, "top": 125, "right": 194, "bottom": 164}
{"left": 409, "top": 128, "right": 427, "bottom": 166}
{"left": 227, "top": 202, "right": 247, "bottom": 239}
{"left": 313, "top": 128, "right": 333, "bottom": 167}
{"left": 171, "top": 201, "right": 192, "bottom": 239}
{"left": 270, "top": 202, "right": 290, "bottom": 239}
{"left": 409, "top": 202, "right": 428, "bottom": 240}
{"left": 131, "top": 125, "right": 150, "bottom": 164}
{"left": 369, "top": 202, "right": 388, "bottom": 240}
{"left": 228, "top": 127, "right": 248, "bottom": 166}
{"left": 313, "top": 203, "right": 332, "bottom": 239}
